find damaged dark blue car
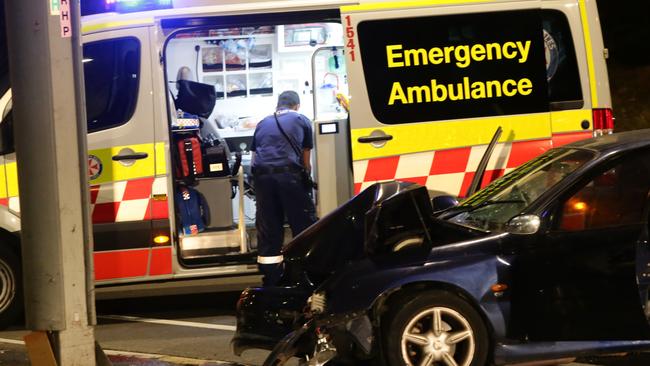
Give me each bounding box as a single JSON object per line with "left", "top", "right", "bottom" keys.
{"left": 233, "top": 130, "right": 650, "bottom": 366}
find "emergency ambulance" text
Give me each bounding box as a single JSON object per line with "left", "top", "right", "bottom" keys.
{"left": 386, "top": 41, "right": 532, "bottom": 69}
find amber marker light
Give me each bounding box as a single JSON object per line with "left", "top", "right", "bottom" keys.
{"left": 491, "top": 284, "right": 508, "bottom": 293}
{"left": 153, "top": 235, "right": 170, "bottom": 245}
{"left": 573, "top": 201, "right": 587, "bottom": 211}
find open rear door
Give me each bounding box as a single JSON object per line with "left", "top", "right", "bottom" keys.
{"left": 311, "top": 46, "right": 353, "bottom": 216}
{"left": 342, "top": 1, "right": 553, "bottom": 197}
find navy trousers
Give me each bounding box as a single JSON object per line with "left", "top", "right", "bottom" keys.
{"left": 254, "top": 171, "right": 317, "bottom": 286}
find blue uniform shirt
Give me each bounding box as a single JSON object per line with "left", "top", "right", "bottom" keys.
{"left": 251, "top": 109, "right": 313, "bottom": 168}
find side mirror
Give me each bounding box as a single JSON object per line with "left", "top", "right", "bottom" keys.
{"left": 506, "top": 215, "right": 541, "bottom": 235}
{"left": 431, "top": 195, "right": 459, "bottom": 212}
{"left": 0, "top": 99, "right": 14, "bottom": 156}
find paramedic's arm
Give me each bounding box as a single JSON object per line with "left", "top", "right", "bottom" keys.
{"left": 302, "top": 116, "right": 314, "bottom": 173}
{"left": 250, "top": 127, "right": 257, "bottom": 166}
{"left": 303, "top": 149, "right": 312, "bottom": 173}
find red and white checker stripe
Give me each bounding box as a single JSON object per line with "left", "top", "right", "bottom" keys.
{"left": 353, "top": 132, "right": 592, "bottom": 197}
{"left": 90, "top": 176, "right": 169, "bottom": 223}
{"left": 0, "top": 177, "right": 169, "bottom": 223}
{"left": 0, "top": 197, "right": 21, "bottom": 213}
{"left": 354, "top": 138, "right": 555, "bottom": 197}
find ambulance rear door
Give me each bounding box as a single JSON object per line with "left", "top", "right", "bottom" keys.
{"left": 342, "top": 1, "right": 554, "bottom": 198}
{"left": 543, "top": 0, "right": 602, "bottom": 145}
{"left": 82, "top": 27, "right": 170, "bottom": 283}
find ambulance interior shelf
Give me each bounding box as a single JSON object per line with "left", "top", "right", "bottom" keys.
{"left": 172, "top": 125, "right": 250, "bottom": 262}
{"left": 170, "top": 80, "right": 252, "bottom": 260}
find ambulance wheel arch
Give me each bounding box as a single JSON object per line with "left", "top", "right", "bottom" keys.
{"left": 0, "top": 229, "right": 22, "bottom": 329}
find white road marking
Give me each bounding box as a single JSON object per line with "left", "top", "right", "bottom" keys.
{"left": 0, "top": 337, "right": 24, "bottom": 345}
{"left": 99, "top": 314, "right": 236, "bottom": 331}
{"left": 102, "top": 349, "right": 229, "bottom": 365}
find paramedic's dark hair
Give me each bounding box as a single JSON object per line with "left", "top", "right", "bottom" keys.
{"left": 277, "top": 90, "right": 300, "bottom": 109}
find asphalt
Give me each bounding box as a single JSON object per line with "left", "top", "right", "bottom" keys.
{"left": 3, "top": 340, "right": 650, "bottom": 366}
{"left": 1, "top": 292, "right": 650, "bottom": 365}
{"left": 0, "top": 341, "right": 254, "bottom": 366}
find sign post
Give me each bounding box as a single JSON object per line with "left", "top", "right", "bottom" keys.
{"left": 4, "top": 0, "right": 96, "bottom": 364}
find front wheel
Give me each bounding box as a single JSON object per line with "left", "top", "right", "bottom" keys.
{"left": 0, "top": 244, "right": 22, "bottom": 329}
{"left": 384, "top": 291, "right": 489, "bottom": 366}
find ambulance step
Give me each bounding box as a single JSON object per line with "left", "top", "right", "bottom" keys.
{"left": 179, "top": 229, "right": 243, "bottom": 260}
{"left": 181, "top": 251, "right": 258, "bottom": 267}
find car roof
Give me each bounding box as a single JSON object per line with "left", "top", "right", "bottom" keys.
{"left": 563, "top": 129, "right": 650, "bottom": 154}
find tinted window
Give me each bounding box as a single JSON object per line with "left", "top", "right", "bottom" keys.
{"left": 357, "top": 9, "right": 549, "bottom": 125}
{"left": 83, "top": 37, "right": 140, "bottom": 132}
{"left": 558, "top": 152, "right": 650, "bottom": 231}
{"left": 543, "top": 10, "right": 583, "bottom": 109}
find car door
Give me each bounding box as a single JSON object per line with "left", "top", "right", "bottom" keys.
{"left": 511, "top": 150, "right": 650, "bottom": 341}
{"left": 341, "top": 1, "right": 553, "bottom": 197}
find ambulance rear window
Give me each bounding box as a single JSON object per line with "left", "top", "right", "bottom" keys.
{"left": 83, "top": 37, "right": 140, "bottom": 133}
{"left": 543, "top": 10, "right": 583, "bottom": 110}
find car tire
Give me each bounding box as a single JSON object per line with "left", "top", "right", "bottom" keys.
{"left": 0, "top": 243, "right": 22, "bottom": 329}
{"left": 383, "top": 290, "right": 489, "bottom": 366}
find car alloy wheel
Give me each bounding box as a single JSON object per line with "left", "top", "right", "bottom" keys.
{"left": 400, "top": 306, "right": 475, "bottom": 366}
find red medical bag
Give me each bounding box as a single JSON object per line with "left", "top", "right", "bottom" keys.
{"left": 177, "top": 136, "right": 204, "bottom": 178}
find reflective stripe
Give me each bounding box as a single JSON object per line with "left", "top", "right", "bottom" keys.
{"left": 82, "top": 18, "right": 154, "bottom": 35}
{"left": 89, "top": 143, "right": 156, "bottom": 185}
{"left": 257, "top": 255, "right": 284, "bottom": 264}
{"left": 5, "top": 162, "right": 18, "bottom": 198}
{"left": 155, "top": 142, "right": 168, "bottom": 176}
{"left": 550, "top": 110, "right": 592, "bottom": 134}
{"left": 341, "top": 0, "right": 495, "bottom": 13}
{"left": 350, "top": 113, "right": 551, "bottom": 161}
{"left": 578, "top": 0, "right": 598, "bottom": 107}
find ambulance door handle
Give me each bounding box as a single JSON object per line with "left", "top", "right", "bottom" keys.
{"left": 358, "top": 135, "right": 393, "bottom": 143}
{"left": 358, "top": 132, "right": 393, "bottom": 148}
{"left": 112, "top": 152, "right": 148, "bottom": 161}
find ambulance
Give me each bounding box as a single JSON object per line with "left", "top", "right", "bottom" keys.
{"left": 0, "top": 0, "right": 612, "bottom": 327}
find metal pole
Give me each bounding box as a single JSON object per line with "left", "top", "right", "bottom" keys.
{"left": 4, "top": 0, "right": 96, "bottom": 364}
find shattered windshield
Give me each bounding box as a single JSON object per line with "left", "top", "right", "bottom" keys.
{"left": 449, "top": 148, "right": 594, "bottom": 231}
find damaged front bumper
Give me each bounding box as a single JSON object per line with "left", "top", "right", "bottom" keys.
{"left": 233, "top": 286, "right": 378, "bottom": 363}
{"left": 232, "top": 286, "right": 311, "bottom": 355}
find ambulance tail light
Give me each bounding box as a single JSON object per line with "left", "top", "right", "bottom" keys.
{"left": 592, "top": 108, "right": 614, "bottom": 137}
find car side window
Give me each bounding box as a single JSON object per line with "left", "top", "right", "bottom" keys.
{"left": 83, "top": 37, "right": 140, "bottom": 133}
{"left": 558, "top": 154, "right": 650, "bottom": 231}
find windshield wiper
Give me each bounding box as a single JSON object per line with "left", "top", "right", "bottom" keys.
{"left": 467, "top": 199, "right": 525, "bottom": 212}
{"left": 438, "top": 199, "right": 525, "bottom": 219}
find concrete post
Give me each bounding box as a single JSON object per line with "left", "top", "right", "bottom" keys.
{"left": 4, "top": 0, "right": 96, "bottom": 364}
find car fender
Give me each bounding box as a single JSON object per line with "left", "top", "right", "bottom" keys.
{"left": 318, "top": 253, "right": 511, "bottom": 339}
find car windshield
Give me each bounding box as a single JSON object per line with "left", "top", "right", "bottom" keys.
{"left": 449, "top": 148, "right": 595, "bottom": 231}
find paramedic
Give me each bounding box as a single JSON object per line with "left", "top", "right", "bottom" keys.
{"left": 251, "top": 91, "right": 317, "bottom": 286}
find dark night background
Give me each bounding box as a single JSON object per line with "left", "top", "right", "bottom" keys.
{"left": 597, "top": 0, "right": 650, "bottom": 130}
{"left": 3, "top": 0, "right": 650, "bottom": 131}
